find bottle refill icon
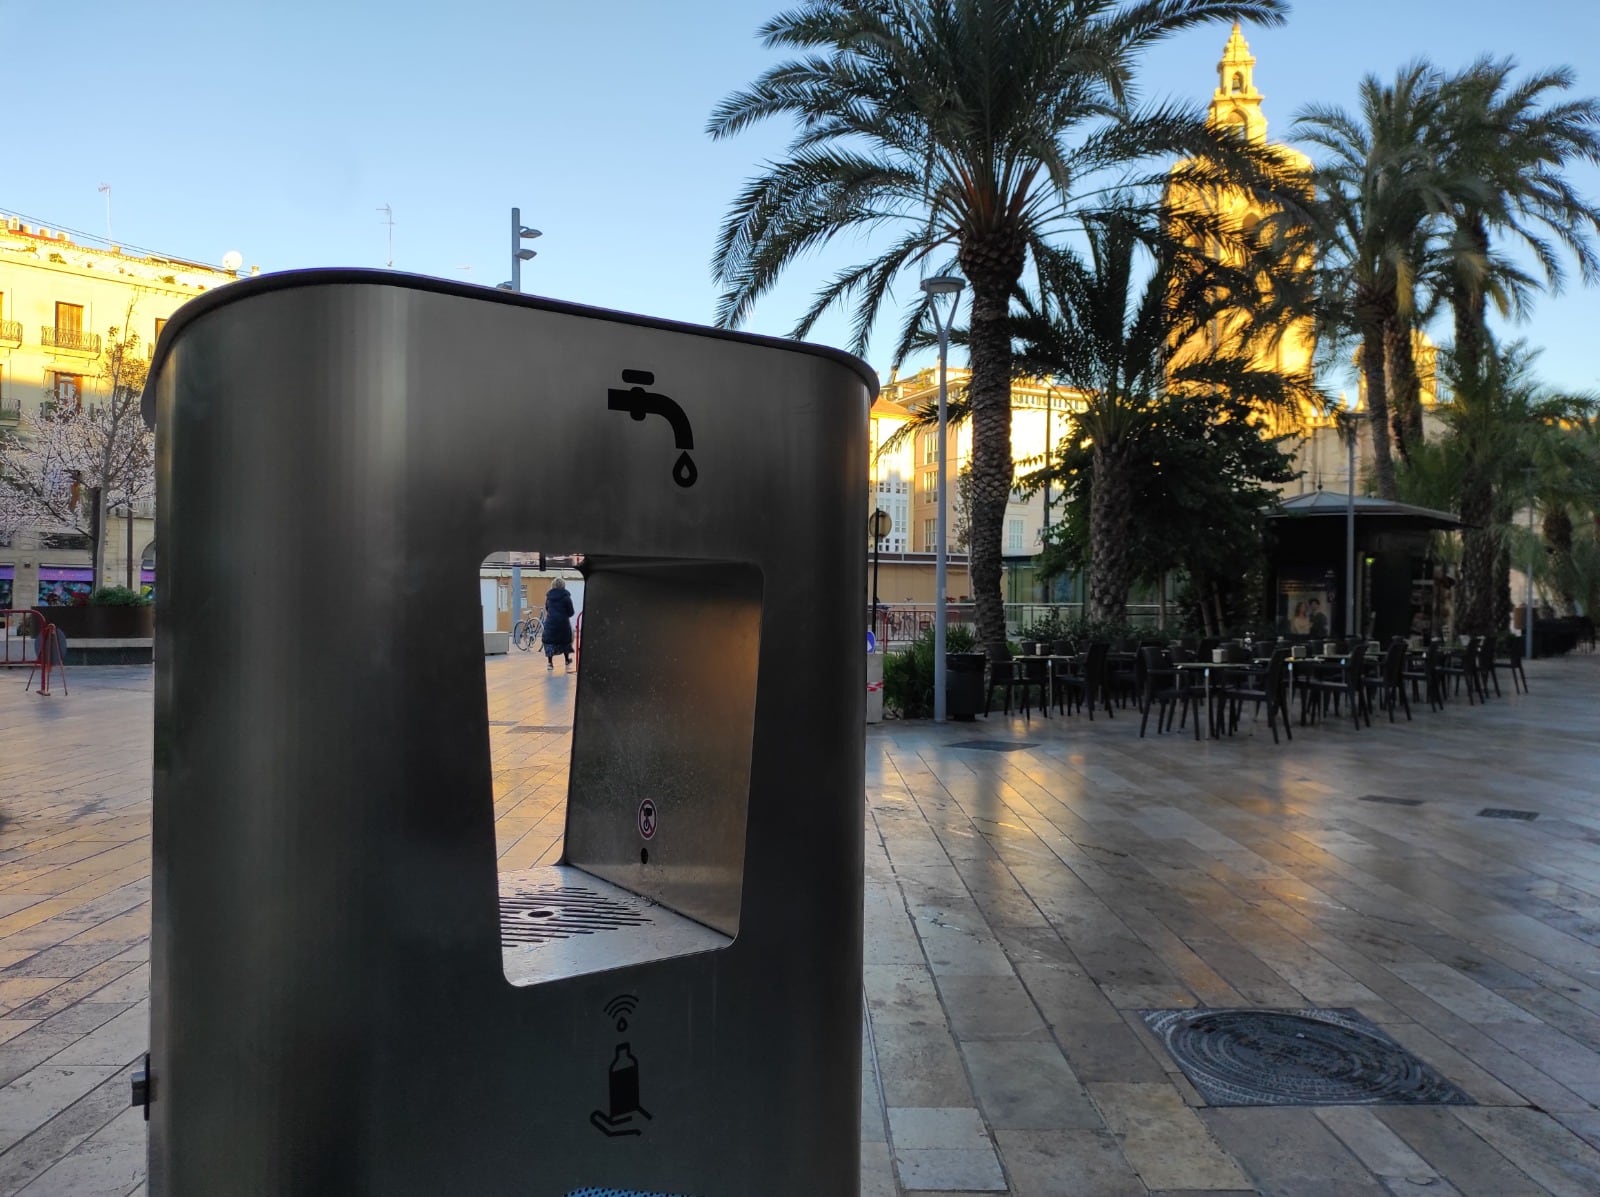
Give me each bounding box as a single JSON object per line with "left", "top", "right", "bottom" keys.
{"left": 590, "top": 1042, "right": 650, "bottom": 1138}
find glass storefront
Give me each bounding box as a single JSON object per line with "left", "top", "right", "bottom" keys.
{"left": 37, "top": 566, "right": 94, "bottom": 606}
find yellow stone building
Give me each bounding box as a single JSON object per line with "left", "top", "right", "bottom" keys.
{"left": 1164, "top": 25, "right": 1322, "bottom": 438}
{"left": 0, "top": 215, "right": 245, "bottom": 608}
{"left": 1168, "top": 24, "right": 1442, "bottom": 497}
{"left": 869, "top": 367, "right": 1082, "bottom": 603}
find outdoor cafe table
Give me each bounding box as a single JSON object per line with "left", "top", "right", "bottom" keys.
{"left": 1034, "top": 652, "right": 1136, "bottom": 716}
{"left": 1291, "top": 653, "right": 1382, "bottom": 723}
{"left": 1173, "top": 660, "right": 1256, "bottom": 739}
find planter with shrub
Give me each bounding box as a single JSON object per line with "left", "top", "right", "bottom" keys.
{"left": 882, "top": 625, "right": 979, "bottom": 719}
{"left": 40, "top": 586, "right": 154, "bottom": 640}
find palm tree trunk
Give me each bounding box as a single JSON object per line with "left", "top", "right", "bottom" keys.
{"left": 1087, "top": 439, "right": 1134, "bottom": 623}
{"left": 1493, "top": 533, "right": 1513, "bottom": 635}
{"left": 1382, "top": 318, "right": 1424, "bottom": 462}
{"left": 1451, "top": 215, "right": 1492, "bottom": 385}
{"left": 1358, "top": 325, "right": 1399, "bottom": 499}
{"left": 961, "top": 269, "right": 1016, "bottom": 662}
{"left": 1456, "top": 476, "right": 1496, "bottom": 634}
{"left": 1543, "top": 504, "right": 1576, "bottom": 613}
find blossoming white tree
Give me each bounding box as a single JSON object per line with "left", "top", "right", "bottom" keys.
{"left": 0, "top": 316, "right": 152, "bottom": 592}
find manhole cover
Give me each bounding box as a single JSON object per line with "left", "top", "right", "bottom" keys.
{"left": 1478, "top": 808, "right": 1538, "bottom": 821}
{"left": 1359, "top": 794, "right": 1423, "bottom": 806}
{"left": 950, "top": 741, "right": 1037, "bottom": 752}
{"left": 500, "top": 884, "right": 655, "bottom": 945}
{"left": 1140, "top": 1008, "right": 1472, "bottom": 1107}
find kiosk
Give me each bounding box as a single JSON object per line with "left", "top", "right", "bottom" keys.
{"left": 141, "top": 271, "right": 872, "bottom": 1196}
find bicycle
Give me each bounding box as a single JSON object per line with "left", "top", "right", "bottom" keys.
{"left": 512, "top": 613, "right": 544, "bottom": 652}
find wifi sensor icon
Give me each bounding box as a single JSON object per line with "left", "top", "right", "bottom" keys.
{"left": 604, "top": 994, "right": 639, "bottom": 1032}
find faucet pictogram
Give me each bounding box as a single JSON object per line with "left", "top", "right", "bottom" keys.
{"left": 607, "top": 370, "right": 697, "bottom": 487}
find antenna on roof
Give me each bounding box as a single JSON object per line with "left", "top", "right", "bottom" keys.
{"left": 377, "top": 203, "right": 394, "bottom": 268}
{"left": 97, "top": 183, "right": 112, "bottom": 244}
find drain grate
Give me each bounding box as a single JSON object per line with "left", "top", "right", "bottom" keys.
{"left": 1140, "top": 1007, "right": 1472, "bottom": 1107}
{"left": 510, "top": 724, "right": 572, "bottom": 733}
{"left": 1359, "top": 794, "right": 1424, "bottom": 806}
{"left": 950, "top": 741, "right": 1037, "bottom": 752}
{"left": 1478, "top": 808, "right": 1538, "bottom": 821}
{"left": 500, "top": 884, "right": 655, "bottom": 945}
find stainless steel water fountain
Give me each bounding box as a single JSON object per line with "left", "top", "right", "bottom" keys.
{"left": 141, "top": 270, "right": 872, "bottom": 1196}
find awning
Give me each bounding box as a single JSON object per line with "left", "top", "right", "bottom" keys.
{"left": 1268, "top": 491, "right": 1466, "bottom": 531}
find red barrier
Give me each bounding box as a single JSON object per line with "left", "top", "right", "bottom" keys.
{"left": 0, "top": 609, "right": 69, "bottom": 696}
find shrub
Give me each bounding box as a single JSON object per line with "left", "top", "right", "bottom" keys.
{"left": 882, "top": 624, "right": 977, "bottom": 718}
{"left": 1021, "top": 613, "right": 1155, "bottom": 648}
{"left": 89, "top": 585, "right": 152, "bottom": 607}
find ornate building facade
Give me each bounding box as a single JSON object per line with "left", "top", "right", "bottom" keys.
{"left": 0, "top": 216, "right": 244, "bottom": 608}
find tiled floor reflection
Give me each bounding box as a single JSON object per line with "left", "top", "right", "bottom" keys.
{"left": 3, "top": 650, "right": 1600, "bottom": 1193}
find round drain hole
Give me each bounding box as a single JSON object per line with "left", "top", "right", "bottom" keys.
{"left": 1155, "top": 1009, "right": 1470, "bottom": 1105}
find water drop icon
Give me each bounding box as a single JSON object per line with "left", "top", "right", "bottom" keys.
{"left": 673, "top": 451, "right": 698, "bottom": 488}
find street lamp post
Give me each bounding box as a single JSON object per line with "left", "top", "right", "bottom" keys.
{"left": 507, "top": 208, "right": 541, "bottom": 292}
{"left": 1525, "top": 468, "right": 1537, "bottom": 661}
{"left": 921, "top": 275, "right": 965, "bottom": 721}
{"left": 1343, "top": 410, "right": 1365, "bottom": 640}
{"left": 869, "top": 508, "right": 893, "bottom": 636}
{"left": 1042, "top": 385, "right": 1053, "bottom": 603}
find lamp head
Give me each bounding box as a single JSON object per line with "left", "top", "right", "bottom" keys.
{"left": 519, "top": 227, "right": 542, "bottom": 240}
{"left": 919, "top": 274, "right": 964, "bottom": 297}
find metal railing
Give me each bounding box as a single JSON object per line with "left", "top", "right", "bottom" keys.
{"left": 41, "top": 326, "right": 101, "bottom": 354}
{"left": 870, "top": 602, "right": 1170, "bottom": 650}
{"left": 0, "top": 320, "right": 21, "bottom": 343}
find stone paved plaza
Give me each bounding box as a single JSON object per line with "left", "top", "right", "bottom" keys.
{"left": 2, "top": 649, "right": 1600, "bottom": 1194}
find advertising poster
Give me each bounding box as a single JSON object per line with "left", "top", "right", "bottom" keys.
{"left": 1279, "top": 572, "right": 1335, "bottom": 639}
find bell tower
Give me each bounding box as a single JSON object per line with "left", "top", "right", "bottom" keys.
{"left": 1209, "top": 23, "right": 1266, "bottom": 144}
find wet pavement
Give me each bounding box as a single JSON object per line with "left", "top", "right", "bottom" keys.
{"left": 2, "top": 649, "right": 1599, "bottom": 1194}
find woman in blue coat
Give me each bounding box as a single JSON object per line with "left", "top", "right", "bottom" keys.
{"left": 542, "top": 578, "right": 576, "bottom": 671}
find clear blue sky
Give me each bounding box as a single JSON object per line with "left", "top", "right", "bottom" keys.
{"left": 13, "top": 0, "right": 1600, "bottom": 392}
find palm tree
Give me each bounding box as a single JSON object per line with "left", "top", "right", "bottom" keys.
{"left": 1294, "top": 64, "right": 1461, "bottom": 497}
{"left": 1433, "top": 59, "right": 1600, "bottom": 384}
{"left": 707, "top": 0, "right": 1291, "bottom": 659}
{"left": 1434, "top": 341, "right": 1596, "bottom": 635}
{"left": 1014, "top": 208, "right": 1320, "bottom": 621}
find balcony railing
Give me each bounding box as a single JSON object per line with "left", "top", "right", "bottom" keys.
{"left": 0, "top": 397, "right": 19, "bottom": 422}
{"left": 41, "top": 326, "right": 101, "bottom": 354}
{"left": 0, "top": 320, "right": 20, "bottom": 344}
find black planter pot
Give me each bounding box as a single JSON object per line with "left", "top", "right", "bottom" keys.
{"left": 946, "top": 652, "right": 986, "bottom": 721}
{"left": 38, "top": 604, "right": 154, "bottom": 639}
